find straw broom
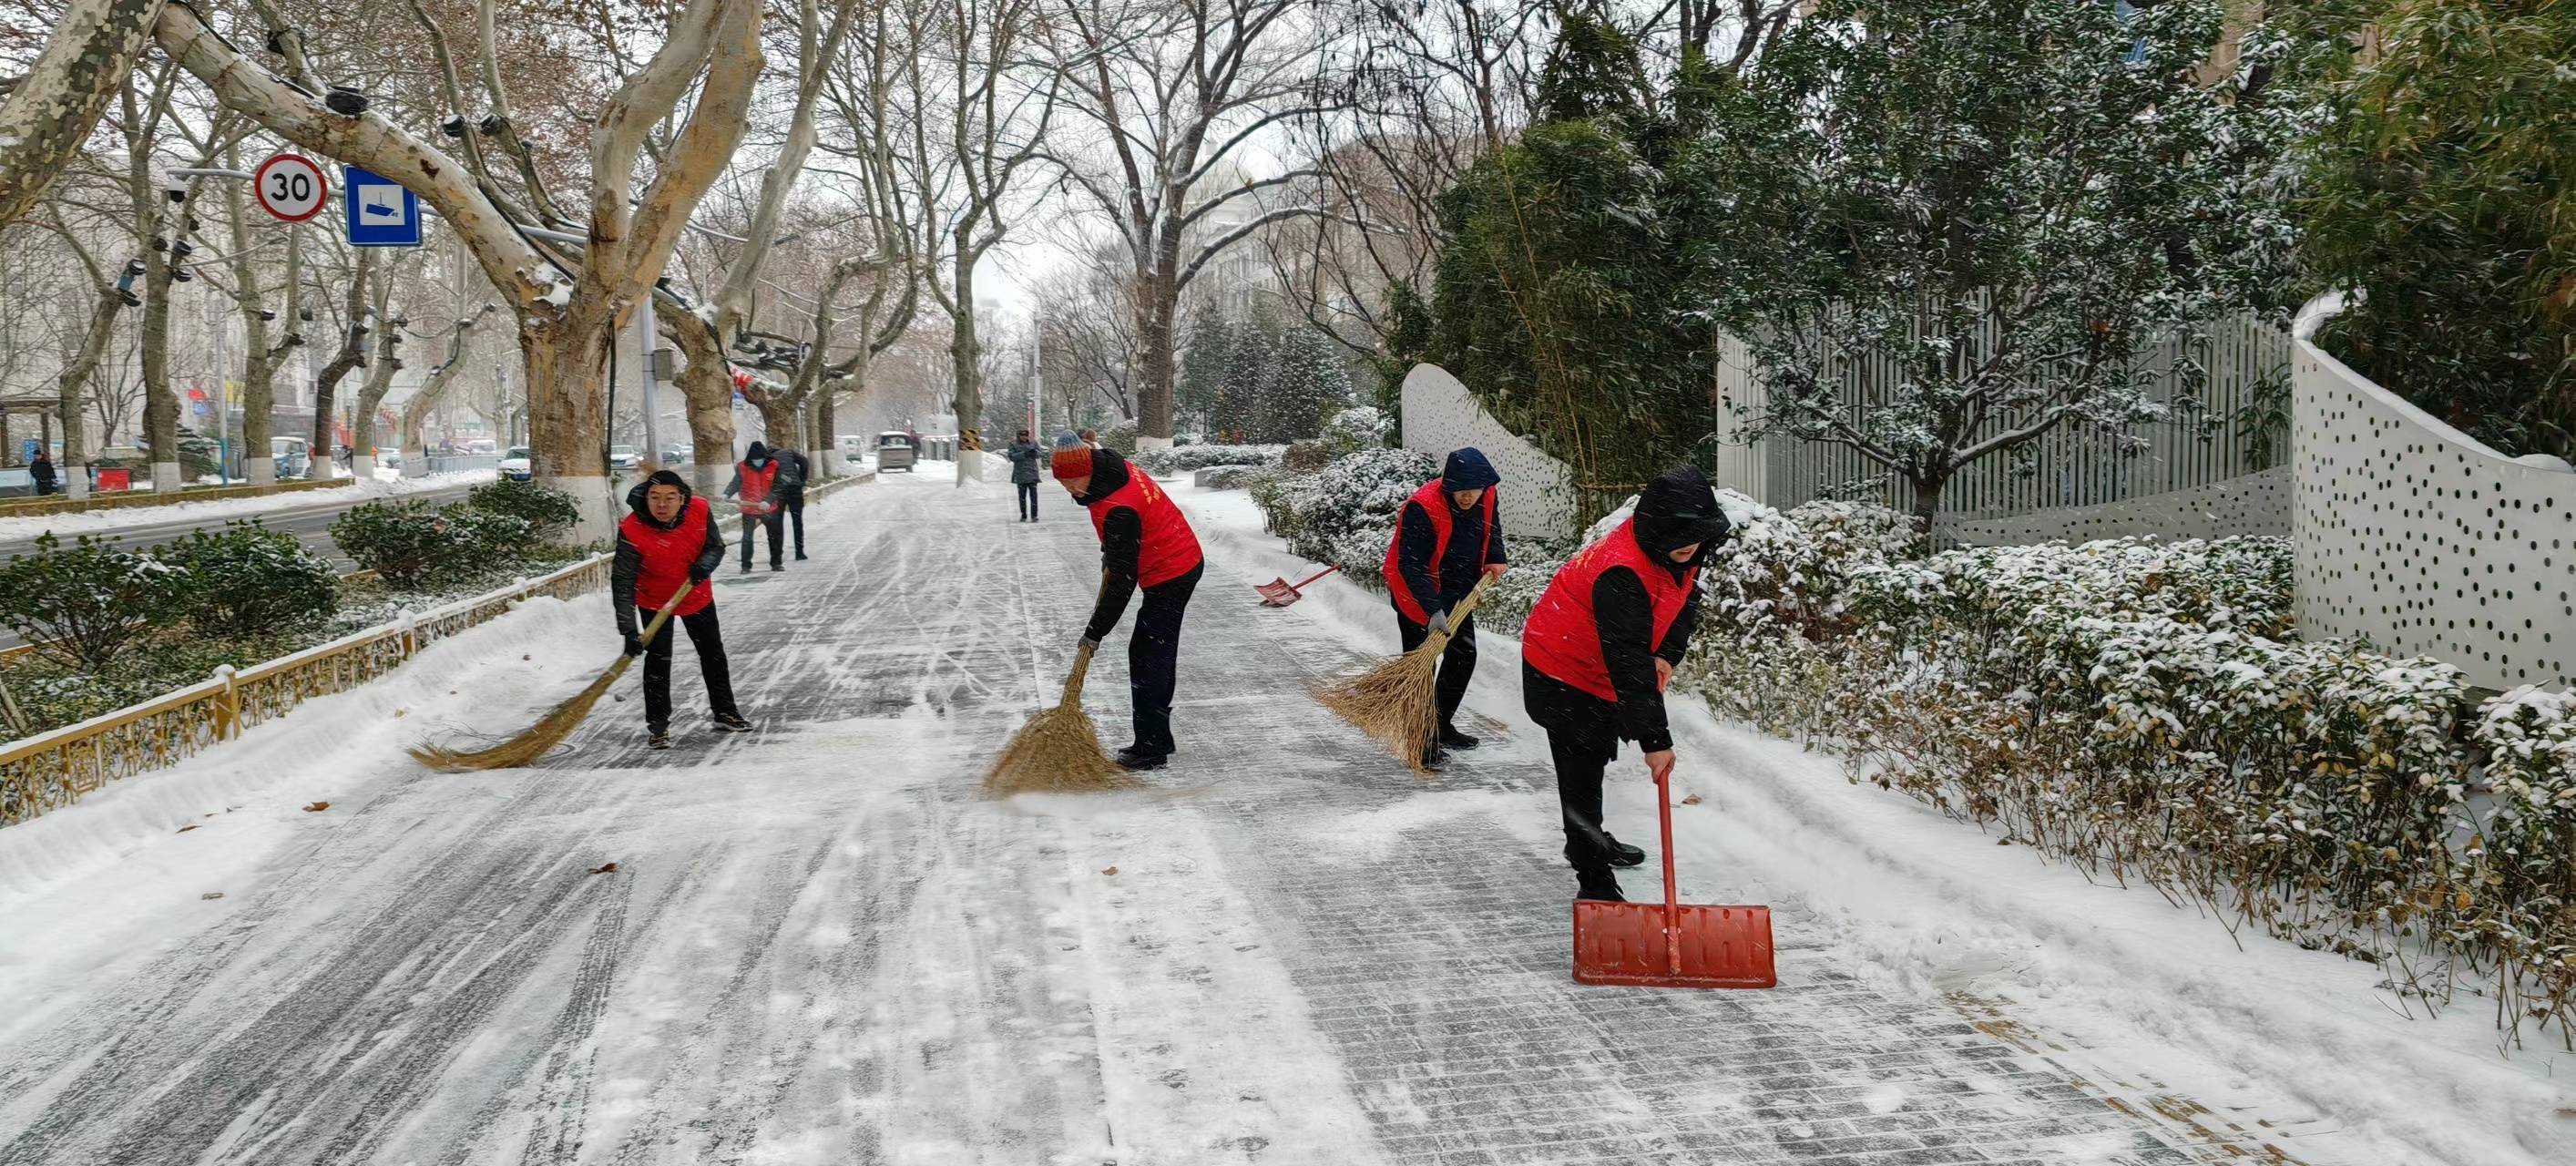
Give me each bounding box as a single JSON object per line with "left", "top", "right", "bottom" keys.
{"left": 1314, "top": 575, "right": 1494, "bottom": 772}
{"left": 409, "top": 579, "right": 698, "bottom": 772}
{"left": 982, "top": 640, "right": 1136, "bottom": 797}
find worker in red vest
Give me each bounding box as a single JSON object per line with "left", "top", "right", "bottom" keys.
{"left": 613, "top": 470, "right": 752, "bottom": 749}
{"left": 1382, "top": 448, "right": 1508, "bottom": 766}
{"left": 724, "top": 440, "right": 786, "bottom": 573}
{"left": 1053, "top": 436, "right": 1204, "bottom": 771}
{"left": 1519, "top": 466, "right": 1730, "bottom": 903}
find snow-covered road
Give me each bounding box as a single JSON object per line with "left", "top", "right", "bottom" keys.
{"left": 0, "top": 472, "right": 2561, "bottom": 1165}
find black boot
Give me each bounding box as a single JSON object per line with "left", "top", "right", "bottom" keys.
{"left": 713, "top": 712, "right": 753, "bottom": 732}
{"left": 647, "top": 728, "right": 672, "bottom": 750}
{"left": 1603, "top": 834, "right": 1646, "bottom": 868}
{"left": 1114, "top": 747, "right": 1169, "bottom": 772}
{"left": 1576, "top": 870, "right": 1625, "bottom": 902}
{"left": 1438, "top": 725, "right": 1480, "bottom": 750}
{"left": 1418, "top": 742, "right": 1448, "bottom": 770}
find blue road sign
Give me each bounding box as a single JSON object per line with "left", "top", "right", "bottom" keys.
{"left": 343, "top": 166, "right": 422, "bottom": 247}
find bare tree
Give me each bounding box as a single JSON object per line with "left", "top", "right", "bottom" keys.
{"left": 158, "top": 0, "right": 768, "bottom": 534}
{"left": 1038, "top": 0, "right": 1340, "bottom": 448}
{"left": 896, "top": 0, "right": 1055, "bottom": 482}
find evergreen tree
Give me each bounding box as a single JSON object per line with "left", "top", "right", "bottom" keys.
{"left": 1258, "top": 328, "right": 1354, "bottom": 443}
{"left": 1176, "top": 314, "right": 1236, "bottom": 436}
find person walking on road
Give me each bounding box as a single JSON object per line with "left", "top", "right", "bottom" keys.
{"left": 613, "top": 470, "right": 752, "bottom": 750}
{"left": 29, "top": 451, "right": 57, "bottom": 496}
{"left": 1519, "top": 465, "right": 1730, "bottom": 904}
{"left": 1384, "top": 448, "right": 1508, "bottom": 767}
{"left": 1005, "top": 430, "right": 1045, "bottom": 521}
{"left": 725, "top": 441, "right": 787, "bottom": 573}
{"left": 1054, "top": 437, "right": 1203, "bottom": 772}
{"left": 771, "top": 444, "right": 812, "bottom": 560}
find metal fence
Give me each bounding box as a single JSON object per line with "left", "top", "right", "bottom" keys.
{"left": 1712, "top": 313, "right": 2293, "bottom": 519}
{"left": 0, "top": 555, "right": 610, "bottom": 827}
{"left": 420, "top": 454, "right": 500, "bottom": 475}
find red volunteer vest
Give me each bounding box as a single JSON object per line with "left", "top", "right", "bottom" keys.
{"left": 1380, "top": 479, "right": 1497, "bottom": 623}
{"left": 1087, "top": 473, "right": 1203, "bottom": 588}
{"left": 735, "top": 460, "right": 778, "bottom": 514}
{"left": 1520, "top": 517, "right": 1699, "bottom": 702}
{"left": 619, "top": 496, "right": 716, "bottom": 618}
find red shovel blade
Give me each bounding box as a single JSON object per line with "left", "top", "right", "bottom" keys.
{"left": 1254, "top": 578, "right": 1303, "bottom": 606}
{"left": 1571, "top": 901, "right": 1775, "bottom": 988}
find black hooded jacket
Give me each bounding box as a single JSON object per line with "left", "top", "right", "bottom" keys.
{"left": 1528, "top": 465, "right": 1732, "bottom": 753}
{"left": 1393, "top": 448, "right": 1508, "bottom": 618}
{"left": 611, "top": 470, "right": 728, "bottom": 637}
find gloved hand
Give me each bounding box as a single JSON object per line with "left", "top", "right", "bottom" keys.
{"left": 623, "top": 633, "right": 646, "bottom": 658}
{"left": 687, "top": 562, "right": 711, "bottom": 583}
{"left": 1078, "top": 636, "right": 1101, "bottom": 654}
{"left": 1427, "top": 610, "right": 1451, "bottom": 638}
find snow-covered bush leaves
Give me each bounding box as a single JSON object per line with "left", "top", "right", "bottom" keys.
{"left": 1131, "top": 444, "right": 1283, "bottom": 476}
{"left": 0, "top": 531, "right": 196, "bottom": 669}
{"left": 1247, "top": 448, "right": 1438, "bottom": 578}
{"left": 169, "top": 520, "right": 340, "bottom": 639}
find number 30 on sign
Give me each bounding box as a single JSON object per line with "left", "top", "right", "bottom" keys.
{"left": 253, "top": 153, "right": 330, "bottom": 223}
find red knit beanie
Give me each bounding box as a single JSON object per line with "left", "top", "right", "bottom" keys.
{"left": 1050, "top": 440, "right": 1093, "bottom": 481}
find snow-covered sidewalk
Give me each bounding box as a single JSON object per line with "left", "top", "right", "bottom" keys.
{"left": 0, "top": 469, "right": 495, "bottom": 542}
{"left": 0, "top": 472, "right": 2562, "bottom": 1165}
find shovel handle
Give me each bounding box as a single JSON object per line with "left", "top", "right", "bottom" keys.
{"left": 1656, "top": 760, "right": 1682, "bottom": 977}
{"left": 1291, "top": 565, "right": 1339, "bottom": 590}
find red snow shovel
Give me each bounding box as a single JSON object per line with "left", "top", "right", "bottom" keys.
{"left": 1571, "top": 759, "right": 1775, "bottom": 989}
{"left": 1254, "top": 565, "right": 1338, "bottom": 607}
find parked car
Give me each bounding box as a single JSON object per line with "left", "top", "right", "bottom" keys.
{"left": 609, "top": 445, "right": 641, "bottom": 470}
{"left": 271, "top": 437, "right": 311, "bottom": 478}
{"left": 465, "top": 438, "right": 498, "bottom": 455}
{"left": 499, "top": 446, "right": 533, "bottom": 481}
{"left": 875, "top": 431, "right": 917, "bottom": 473}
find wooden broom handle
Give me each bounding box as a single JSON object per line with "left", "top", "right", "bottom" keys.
{"left": 637, "top": 579, "right": 698, "bottom": 647}
{"left": 1427, "top": 574, "right": 1496, "bottom": 648}
{"left": 1061, "top": 640, "right": 1097, "bottom": 705}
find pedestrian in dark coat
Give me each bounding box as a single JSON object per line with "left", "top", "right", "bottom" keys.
{"left": 612, "top": 470, "right": 751, "bottom": 748}
{"left": 1519, "top": 465, "right": 1730, "bottom": 904}
{"left": 1054, "top": 438, "right": 1203, "bottom": 771}
{"left": 29, "top": 452, "right": 57, "bottom": 496}
{"left": 1381, "top": 447, "right": 1508, "bottom": 764}
{"left": 771, "top": 444, "right": 813, "bottom": 560}
{"left": 1005, "top": 430, "right": 1045, "bottom": 521}
{"left": 724, "top": 440, "right": 786, "bottom": 573}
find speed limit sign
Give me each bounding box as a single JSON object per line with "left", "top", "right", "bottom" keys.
{"left": 252, "top": 153, "right": 329, "bottom": 222}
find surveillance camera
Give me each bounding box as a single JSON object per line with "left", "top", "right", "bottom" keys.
{"left": 300, "top": 308, "right": 314, "bottom": 322}
{"left": 260, "top": 309, "right": 278, "bottom": 322}
{"left": 325, "top": 87, "right": 368, "bottom": 117}
{"left": 478, "top": 114, "right": 506, "bottom": 138}
{"left": 172, "top": 268, "right": 193, "bottom": 283}
{"left": 149, "top": 236, "right": 166, "bottom": 251}
{"left": 171, "top": 240, "right": 193, "bottom": 258}
{"left": 124, "top": 258, "right": 147, "bottom": 277}
{"left": 118, "top": 290, "right": 142, "bottom": 307}
{"left": 442, "top": 116, "right": 467, "bottom": 138}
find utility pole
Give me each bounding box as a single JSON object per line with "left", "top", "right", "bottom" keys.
{"left": 205, "top": 284, "right": 230, "bottom": 484}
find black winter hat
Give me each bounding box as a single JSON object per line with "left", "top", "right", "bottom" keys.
{"left": 627, "top": 469, "right": 695, "bottom": 523}
{"left": 1630, "top": 465, "right": 1730, "bottom": 557}
{"left": 744, "top": 440, "right": 770, "bottom": 464}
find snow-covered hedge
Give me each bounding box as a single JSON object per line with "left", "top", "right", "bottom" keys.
{"left": 1247, "top": 448, "right": 1438, "bottom": 585}
{"left": 1321, "top": 406, "right": 1392, "bottom": 455}
{"left": 1130, "top": 444, "right": 1283, "bottom": 476}
{"left": 1669, "top": 521, "right": 2573, "bottom": 1040}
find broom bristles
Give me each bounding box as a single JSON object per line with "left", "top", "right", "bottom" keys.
{"left": 982, "top": 643, "right": 1136, "bottom": 797}
{"left": 1314, "top": 576, "right": 1496, "bottom": 772}
{"left": 409, "top": 660, "right": 630, "bottom": 772}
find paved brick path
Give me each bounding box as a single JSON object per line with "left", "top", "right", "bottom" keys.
{"left": 0, "top": 474, "right": 2319, "bottom": 1165}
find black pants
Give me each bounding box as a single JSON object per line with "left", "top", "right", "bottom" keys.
{"left": 1126, "top": 562, "right": 1201, "bottom": 756}
{"left": 1395, "top": 606, "right": 1477, "bottom": 732}
{"left": 1526, "top": 661, "right": 1622, "bottom": 877}
{"left": 740, "top": 512, "right": 783, "bottom": 568}
{"left": 641, "top": 605, "right": 739, "bottom": 731}
{"left": 1016, "top": 482, "right": 1039, "bottom": 519}
{"left": 779, "top": 491, "right": 806, "bottom": 557}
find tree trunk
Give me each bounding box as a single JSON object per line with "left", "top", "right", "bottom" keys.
{"left": 310, "top": 249, "right": 377, "bottom": 478}
{"left": 521, "top": 316, "right": 618, "bottom": 539}
{"left": 1907, "top": 466, "right": 1950, "bottom": 547}
{"left": 0, "top": 0, "right": 171, "bottom": 228}
{"left": 1133, "top": 268, "right": 1177, "bottom": 450}
{"left": 948, "top": 251, "right": 983, "bottom": 483}
{"left": 813, "top": 384, "right": 838, "bottom": 474}
{"left": 227, "top": 179, "right": 292, "bottom": 486}
{"left": 57, "top": 286, "right": 122, "bottom": 500}
{"left": 349, "top": 324, "right": 400, "bottom": 479}
{"left": 655, "top": 296, "right": 737, "bottom": 496}
{"left": 138, "top": 245, "right": 179, "bottom": 491}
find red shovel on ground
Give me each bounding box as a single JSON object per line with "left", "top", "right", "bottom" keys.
{"left": 1253, "top": 565, "right": 1338, "bottom": 607}
{"left": 1571, "top": 759, "right": 1776, "bottom": 989}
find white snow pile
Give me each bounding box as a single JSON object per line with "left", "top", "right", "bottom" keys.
{"left": 0, "top": 469, "right": 496, "bottom": 542}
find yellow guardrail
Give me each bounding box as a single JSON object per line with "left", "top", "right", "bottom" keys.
{"left": 0, "top": 554, "right": 610, "bottom": 827}
{"left": 0, "top": 476, "right": 345, "bottom": 518}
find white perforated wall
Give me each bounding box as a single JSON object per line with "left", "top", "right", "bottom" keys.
{"left": 2293, "top": 330, "right": 2576, "bottom": 690}
{"left": 1947, "top": 467, "right": 2291, "bottom": 547}
{"left": 1400, "top": 363, "right": 1580, "bottom": 543}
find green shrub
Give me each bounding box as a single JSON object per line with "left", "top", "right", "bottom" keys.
{"left": 168, "top": 520, "right": 339, "bottom": 638}
{"left": 466, "top": 478, "right": 581, "bottom": 539}
{"left": 331, "top": 499, "right": 451, "bottom": 585}
{"left": 0, "top": 533, "right": 196, "bottom": 669}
